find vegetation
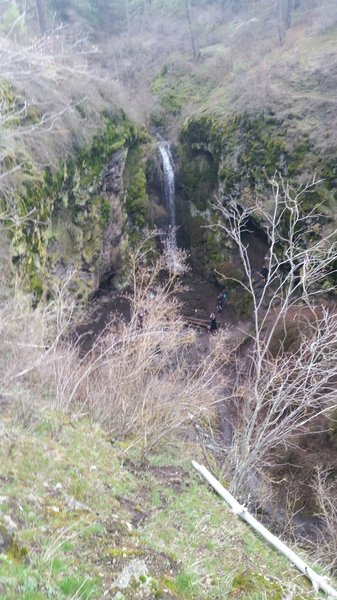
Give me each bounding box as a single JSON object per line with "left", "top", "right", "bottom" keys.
{"left": 0, "top": 246, "right": 332, "bottom": 599}
{"left": 1, "top": 416, "right": 321, "bottom": 599}
{"left": 2, "top": 0, "right": 337, "bottom": 597}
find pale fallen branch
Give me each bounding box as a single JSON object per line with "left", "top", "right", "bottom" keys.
{"left": 192, "top": 460, "right": 337, "bottom": 599}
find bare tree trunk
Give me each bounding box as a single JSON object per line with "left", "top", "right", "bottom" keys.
{"left": 278, "top": 0, "right": 292, "bottom": 45}
{"left": 142, "top": 0, "right": 148, "bottom": 27}
{"left": 185, "top": 0, "right": 198, "bottom": 60}
{"left": 285, "top": 0, "right": 292, "bottom": 29}
{"left": 278, "top": 0, "right": 286, "bottom": 44}
{"left": 192, "top": 461, "right": 337, "bottom": 598}
{"left": 125, "top": 0, "right": 130, "bottom": 35}
{"left": 36, "top": 0, "right": 47, "bottom": 34}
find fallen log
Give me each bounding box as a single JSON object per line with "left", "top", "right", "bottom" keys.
{"left": 182, "top": 316, "right": 225, "bottom": 329}
{"left": 192, "top": 460, "right": 337, "bottom": 598}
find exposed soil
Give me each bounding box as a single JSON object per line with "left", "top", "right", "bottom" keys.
{"left": 75, "top": 268, "right": 246, "bottom": 352}
{"left": 123, "top": 460, "right": 190, "bottom": 495}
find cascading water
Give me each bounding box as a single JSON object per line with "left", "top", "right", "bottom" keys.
{"left": 158, "top": 141, "right": 180, "bottom": 271}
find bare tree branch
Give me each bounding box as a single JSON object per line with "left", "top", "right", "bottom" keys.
{"left": 212, "top": 174, "right": 337, "bottom": 495}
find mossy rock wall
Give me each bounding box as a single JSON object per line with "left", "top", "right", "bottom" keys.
{"left": 7, "top": 113, "right": 153, "bottom": 298}
{"left": 177, "top": 111, "right": 337, "bottom": 282}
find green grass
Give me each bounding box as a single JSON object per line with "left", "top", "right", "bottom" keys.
{"left": 0, "top": 413, "right": 333, "bottom": 599}
{"left": 172, "top": 571, "right": 201, "bottom": 597}
{"left": 58, "top": 575, "right": 98, "bottom": 598}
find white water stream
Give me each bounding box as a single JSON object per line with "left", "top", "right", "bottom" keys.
{"left": 158, "top": 141, "right": 181, "bottom": 272}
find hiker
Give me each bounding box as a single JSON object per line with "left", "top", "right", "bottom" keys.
{"left": 209, "top": 313, "right": 217, "bottom": 334}
{"left": 217, "top": 291, "right": 228, "bottom": 313}
{"left": 137, "top": 310, "right": 144, "bottom": 329}
{"left": 259, "top": 265, "right": 268, "bottom": 284}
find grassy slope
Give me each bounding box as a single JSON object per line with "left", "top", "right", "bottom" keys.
{"left": 148, "top": 1, "right": 337, "bottom": 155}
{"left": 2, "top": 6, "right": 337, "bottom": 599}
{"left": 0, "top": 408, "right": 330, "bottom": 600}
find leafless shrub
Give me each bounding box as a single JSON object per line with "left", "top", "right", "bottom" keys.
{"left": 0, "top": 234, "right": 228, "bottom": 453}
{"left": 0, "top": 271, "right": 82, "bottom": 421}
{"left": 0, "top": 26, "right": 117, "bottom": 221}
{"left": 212, "top": 175, "right": 337, "bottom": 495}
{"left": 310, "top": 466, "right": 337, "bottom": 573}
{"left": 56, "top": 243, "right": 229, "bottom": 459}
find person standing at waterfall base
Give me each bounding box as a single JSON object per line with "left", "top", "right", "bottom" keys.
{"left": 209, "top": 313, "right": 217, "bottom": 334}
{"left": 217, "top": 291, "right": 228, "bottom": 313}
{"left": 259, "top": 265, "right": 269, "bottom": 285}
{"left": 136, "top": 310, "right": 144, "bottom": 329}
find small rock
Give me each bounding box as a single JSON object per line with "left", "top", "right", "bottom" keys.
{"left": 64, "top": 495, "right": 90, "bottom": 512}
{"left": 0, "top": 524, "right": 14, "bottom": 552}
{"left": 3, "top": 515, "right": 17, "bottom": 531}
{"left": 124, "top": 521, "right": 133, "bottom": 532}
{"left": 27, "top": 493, "right": 41, "bottom": 506}
{"left": 112, "top": 559, "right": 148, "bottom": 589}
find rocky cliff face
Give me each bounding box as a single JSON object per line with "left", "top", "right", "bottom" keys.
{"left": 9, "top": 106, "right": 336, "bottom": 304}
{"left": 175, "top": 111, "right": 337, "bottom": 284}
{"left": 8, "top": 113, "right": 152, "bottom": 300}
{"left": 47, "top": 147, "right": 129, "bottom": 297}
{"left": 97, "top": 149, "right": 129, "bottom": 287}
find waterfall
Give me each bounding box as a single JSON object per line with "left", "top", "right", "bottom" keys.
{"left": 158, "top": 141, "right": 180, "bottom": 271}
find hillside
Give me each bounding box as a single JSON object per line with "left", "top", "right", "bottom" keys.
{"left": 1, "top": 1, "right": 337, "bottom": 598}
{"left": 0, "top": 411, "right": 328, "bottom": 599}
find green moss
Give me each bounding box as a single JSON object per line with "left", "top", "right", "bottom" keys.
{"left": 189, "top": 215, "right": 229, "bottom": 282}
{"left": 23, "top": 105, "right": 41, "bottom": 125}
{"left": 0, "top": 80, "right": 16, "bottom": 111}
{"left": 0, "top": 525, "right": 29, "bottom": 564}
{"left": 181, "top": 111, "right": 337, "bottom": 213}
{"left": 180, "top": 111, "right": 337, "bottom": 290}
{"left": 180, "top": 147, "right": 218, "bottom": 211}
{"left": 320, "top": 158, "right": 337, "bottom": 191}
{"left": 123, "top": 145, "right": 149, "bottom": 227}
{"left": 107, "top": 547, "right": 141, "bottom": 558}
{"left": 149, "top": 111, "right": 166, "bottom": 129}
{"left": 29, "top": 274, "right": 44, "bottom": 299}
{"left": 182, "top": 112, "right": 291, "bottom": 197}
{"left": 6, "top": 111, "right": 144, "bottom": 297}
{"left": 100, "top": 198, "right": 111, "bottom": 227}
{"left": 189, "top": 215, "right": 208, "bottom": 275}
{"left": 229, "top": 569, "right": 286, "bottom": 599}
{"left": 152, "top": 63, "right": 213, "bottom": 116}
